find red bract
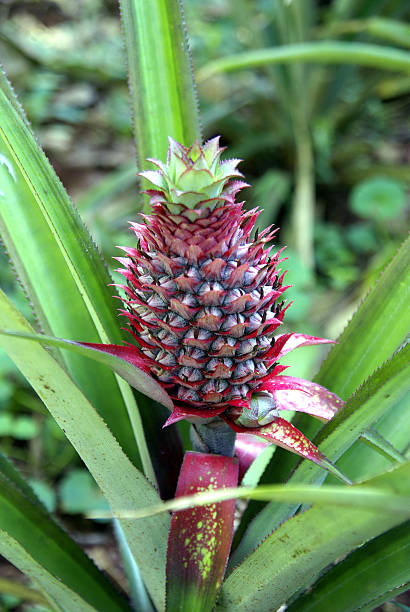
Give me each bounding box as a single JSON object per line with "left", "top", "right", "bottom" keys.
{"left": 166, "top": 452, "right": 238, "bottom": 610}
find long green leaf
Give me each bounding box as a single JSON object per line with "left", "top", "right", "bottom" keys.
{"left": 0, "top": 289, "right": 170, "bottom": 611}
{"left": 217, "top": 462, "right": 410, "bottom": 612}
{"left": 316, "top": 236, "right": 410, "bottom": 398}
{"left": 0, "top": 471, "right": 130, "bottom": 612}
{"left": 119, "top": 0, "right": 201, "bottom": 175}
{"left": 98, "top": 481, "right": 410, "bottom": 520}
{"left": 286, "top": 522, "right": 410, "bottom": 612}
{"left": 0, "top": 535, "right": 93, "bottom": 612}
{"left": 0, "top": 66, "right": 144, "bottom": 468}
{"left": 231, "top": 343, "right": 409, "bottom": 566}
{"left": 198, "top": 42, "right": 410, "bottom": 82}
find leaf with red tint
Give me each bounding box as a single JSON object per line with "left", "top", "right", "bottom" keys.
{"left": 225, "top": 417, "right": 350, "bottom": 483}
{"left": 166, "top": 452, "right": 239, "bottom": 612}
{"left": 271, "top": 380, "right": 344, "bottom": 421}
{"left": 274, "top": 332, "right": 336, "bottom": 359}
{"left": 0, "top": 330, "right": 173, "bottom": 409}
{"left": 234, "top": 433, "right": 270, "bottom": 482}
{"left": 164, "top": 404, "right": 226, "bottom": 427}
{"left": 258, "top": 375, "right": 315, "bottom": 394}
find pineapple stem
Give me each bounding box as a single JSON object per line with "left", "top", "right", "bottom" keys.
{"left": 190, "top": 418, "right": 236, "bottom": 458}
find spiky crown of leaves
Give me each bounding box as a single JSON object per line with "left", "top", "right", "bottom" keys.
{"left": 139, "top": 137, "right": 248, "bottom": 217}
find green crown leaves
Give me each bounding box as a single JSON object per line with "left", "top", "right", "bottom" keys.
{"left": 139, "top": 137, "right": 244, "bottom": 211}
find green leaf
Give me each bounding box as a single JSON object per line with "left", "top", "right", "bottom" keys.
{"left": 0, "top": 330, "right": 173, "bottom": 410}
{"left": 286, "top": 522, "right": 410, "bottom": 612}
{"left": 199, "top": 42, "right": 410, "bottom": 82}
{"left": 0, "top": 532, "right": 103, "bottom": 612}
{"left": 330, "top": 391, "right": 410, "bottom": 485}
{"left": 0, "top": 66, "right": 144, "bottom": 468}
{"left": 265, "top": 234, "right": 409, "bottom": 490}
{"left": 315, "top": 236, "right": 410, "bottom": 399}
{"left": 217, "top": 462, "right": 410, "bottom": 612}
{"left": 0, "top": 289, "right": 170, "bottom": 610}
{"left": 106, "top": 480, "right": 410, "bottom": 521}
{"left": 231, "top": 343, "right": 410, "bottom": 567}
{"left": 0, "top": 467, "right": 129, "bottom": 611}
{"left": 114, "top": 520, "right": 155, "bottom": 612}
{"left": 119, "top": 0, "right": 201, "bottom": 182}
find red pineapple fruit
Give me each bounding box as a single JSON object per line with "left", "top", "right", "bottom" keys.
{"left": 116, "top": 138, "right": 288, "bottom": 416}
{"left": 115, "top": 137, "right": 344, "bottom": 451}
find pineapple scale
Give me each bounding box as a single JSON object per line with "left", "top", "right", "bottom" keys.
{"left": 116, "top": 138, "right": 289, "bottom": 415}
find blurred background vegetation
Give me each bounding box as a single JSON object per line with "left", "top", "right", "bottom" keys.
{"left": 0, "top": 0, "right": 409, "bottom": 607}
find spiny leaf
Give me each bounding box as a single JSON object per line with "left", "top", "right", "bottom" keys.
{"left": 0, "top": 471, "right": 130, "bottom": 612}
{"left": 119, "top": 0, "right": 201, "bottom": 203}
{"left": 0, "top": 66, "right": 143, "bottom": 467}
{"left": 316, "top": 236, "right": 410, "bottom": 399}
{"left": 0, "top": 289, "right": 170, "bottom": 610}
{"left": 256, "top": 237, "right": 410, "bottom": 505}
{"left": 286, "top": 521, "right": 410, "bottom": 612}
{"left": 218, "top": 462, "right": 410, "bottom": 612}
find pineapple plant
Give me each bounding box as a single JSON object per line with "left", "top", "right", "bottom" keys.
{"left": 0, "top": 0, "right": 408, "bottom": 609}
{"left": 110, "top": 136, "right": 346, "bottom": 471}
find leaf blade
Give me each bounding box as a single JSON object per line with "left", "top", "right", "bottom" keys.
{"left": 0, "top": 66, "right": 144, "bottom": 466}
{"left": 218, "top": 462, "right": 410, "bottom": 612}
{"left": 0, "top": 289, "right": 170, "bottom": 610}
{"left": 286, "top": 521, "right": 410, "bottom": 612}
{"left": 0, "top": 470, "right": 130, "bottom": 612}
{"left": 119, "top": 0, "right": 201, "bottom": 180}
{"left": 316, "top": 236, "right": 410, "bottom": 399}
{"left": 199, "top": 42, "right": 410, "bottom": 81}
{"left": 99, "top": 481, "right": 410, "bottom": 521}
